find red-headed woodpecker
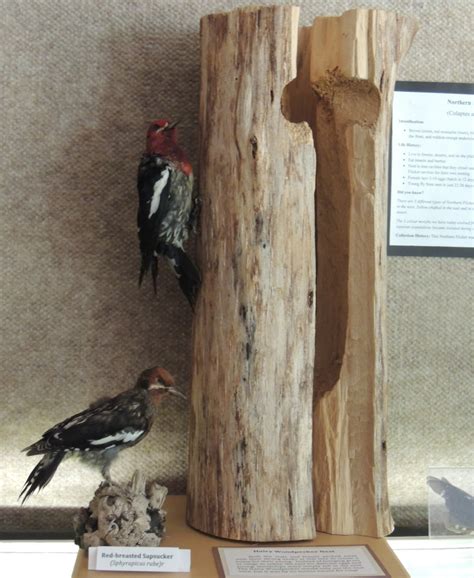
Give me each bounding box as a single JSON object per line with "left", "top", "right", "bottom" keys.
{"left": 20, "top": 367, "right": 185, "bottom": 503}
{"left": 137, "top": 119, "right": 200, "bottom": 309}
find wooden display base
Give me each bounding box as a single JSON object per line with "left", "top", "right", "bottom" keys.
{"left": 72, "top": 497, "right": 409, "bottom": 577}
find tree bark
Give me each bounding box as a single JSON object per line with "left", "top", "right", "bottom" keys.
{"left": 284, "top": 8, "right": 418, "bottom": 536}
{"left": 187, "top": 5, "right": 316, "bottom": 542}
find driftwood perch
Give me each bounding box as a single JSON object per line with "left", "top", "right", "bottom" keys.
{"left": 284, "top": 9, "right": 418, "bottom": 536}
{"left": 73, "top": 471, "right": 167, "bottom": 549}
{"left": 187, "top": 5, "right": 316, "bottom": 542}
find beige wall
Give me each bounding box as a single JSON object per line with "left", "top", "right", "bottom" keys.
{"left": 0, "top": 0, "right": 472, "bottom": 533}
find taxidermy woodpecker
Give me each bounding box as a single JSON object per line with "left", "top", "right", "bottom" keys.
{"left": 137, "top": 119, "right": 200, "bottom": 309}
{"left": 20, "top": 367, "right": 185, "bottom": 503}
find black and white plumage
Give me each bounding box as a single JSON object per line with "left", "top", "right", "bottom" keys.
{"left": 20, "top": 367, "right": 185, "bottom": 503}
{"left": 137, "top": 119, "right": 201, "bottom": 309}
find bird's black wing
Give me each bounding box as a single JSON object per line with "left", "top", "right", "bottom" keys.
{"left": 24, "top": 391, "right": 150, "bottom": 454}
{"left": 137, "top": 155, "right": 173, "bottom": 287}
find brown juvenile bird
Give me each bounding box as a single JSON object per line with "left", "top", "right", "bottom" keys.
{"left": 20, "top": 367, "right": 185, "bottom": 503}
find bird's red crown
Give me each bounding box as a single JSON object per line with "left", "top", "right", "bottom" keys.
{"left": 145, "top": 119, "right": 192, "bottom": 176}
{"left": 137, "top": 366, "right": 175, "bottom": 389}
{"left": 146, "top": 119, "right": 179, "bottom": 155}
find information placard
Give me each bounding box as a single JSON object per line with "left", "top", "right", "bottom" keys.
{"left": 87, "top": 546, "right": 191, "bottom": 573}
{"left": 389, "top": 82, "right": 473, "bottom": 257}
{"left": 215, "top": 546, "right": 390, "bottom": 578}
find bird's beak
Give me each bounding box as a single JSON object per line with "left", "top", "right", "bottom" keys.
{"left": 166, "top": 120, "right": 180, "bottom": 130}
{"left": 168, "top": 386, "right": 187, "bottom": 400}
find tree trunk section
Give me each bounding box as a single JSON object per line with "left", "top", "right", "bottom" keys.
{"left": 187, "top": 5, "right": 316, "bottom": 542}
{"left": 284, "top": 8, "right": 418, "bottom": 536}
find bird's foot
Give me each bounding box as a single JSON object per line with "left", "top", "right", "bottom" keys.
{"left": 102, "top": 467, "right": 113, "bottom": 485}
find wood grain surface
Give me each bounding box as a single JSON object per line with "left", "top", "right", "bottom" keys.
{"left": 285, "top": 8, "right": 418, "bottom": 536}
{"left": 187, "top": 5, "right": 316, "bottom": 542}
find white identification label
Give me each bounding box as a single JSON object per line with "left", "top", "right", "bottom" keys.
{"left": 216, "top": 546, "right": 390, "bottom": 578}
{"left": 88, "top": 546, "right": 191, "bottom": 573}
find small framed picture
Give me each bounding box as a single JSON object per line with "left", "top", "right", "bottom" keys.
{"left": 427, "top": 466, "right": 474, "bottom": 537}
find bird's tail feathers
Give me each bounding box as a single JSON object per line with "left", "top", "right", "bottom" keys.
{"left": 138, "top": 256, "right": 150, "bottom": 287}
{"left": 22, "top": 439, "right": 50, "bottom": 456}
{"left": 139, "top": 254, "right": 159, "bottom": 293}
{"left": 151, "top": 256, "right": 159, "bottom": 294}
{"left": 161, "top": 244, "right": 201, "bottom": 309}
{"left": 19, "top": 452, "right": 65, "bottom": 503}
{"left": 138, "top": 262, "right": 147, "bottom": 287}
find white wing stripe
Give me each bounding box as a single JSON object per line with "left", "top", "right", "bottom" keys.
{"left": 89, "top": 430, "right": 144, "bottom": 446}
{"left": 62, "top": 415, "right": 89, "bottom": 430}
{"left": 149, "top": 168, "right": 170, "bottom": 218}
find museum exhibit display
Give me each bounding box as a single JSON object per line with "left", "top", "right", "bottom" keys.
{"left": 186, "top": 2, "right": 419, "bottom": 542}
{"left": 0, "top": 0, "right": 472, "bottom": 576}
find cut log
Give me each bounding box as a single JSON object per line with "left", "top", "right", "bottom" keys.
{"left": 284, "top": 9, "right": 418, "bottom": 536}
{"left": 187, "top": 5, "right": 316, "bottom": 541}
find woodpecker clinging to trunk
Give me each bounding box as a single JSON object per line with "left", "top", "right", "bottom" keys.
{"left": 20, "top": 367, "right": 185, "bottom": 503}
{"left": 137, "top": 119, "right": 200, "bottom": 309}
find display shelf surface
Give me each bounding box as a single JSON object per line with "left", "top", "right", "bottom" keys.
{"left": 71, "top": 496, "right": 409, "bottom": 577}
